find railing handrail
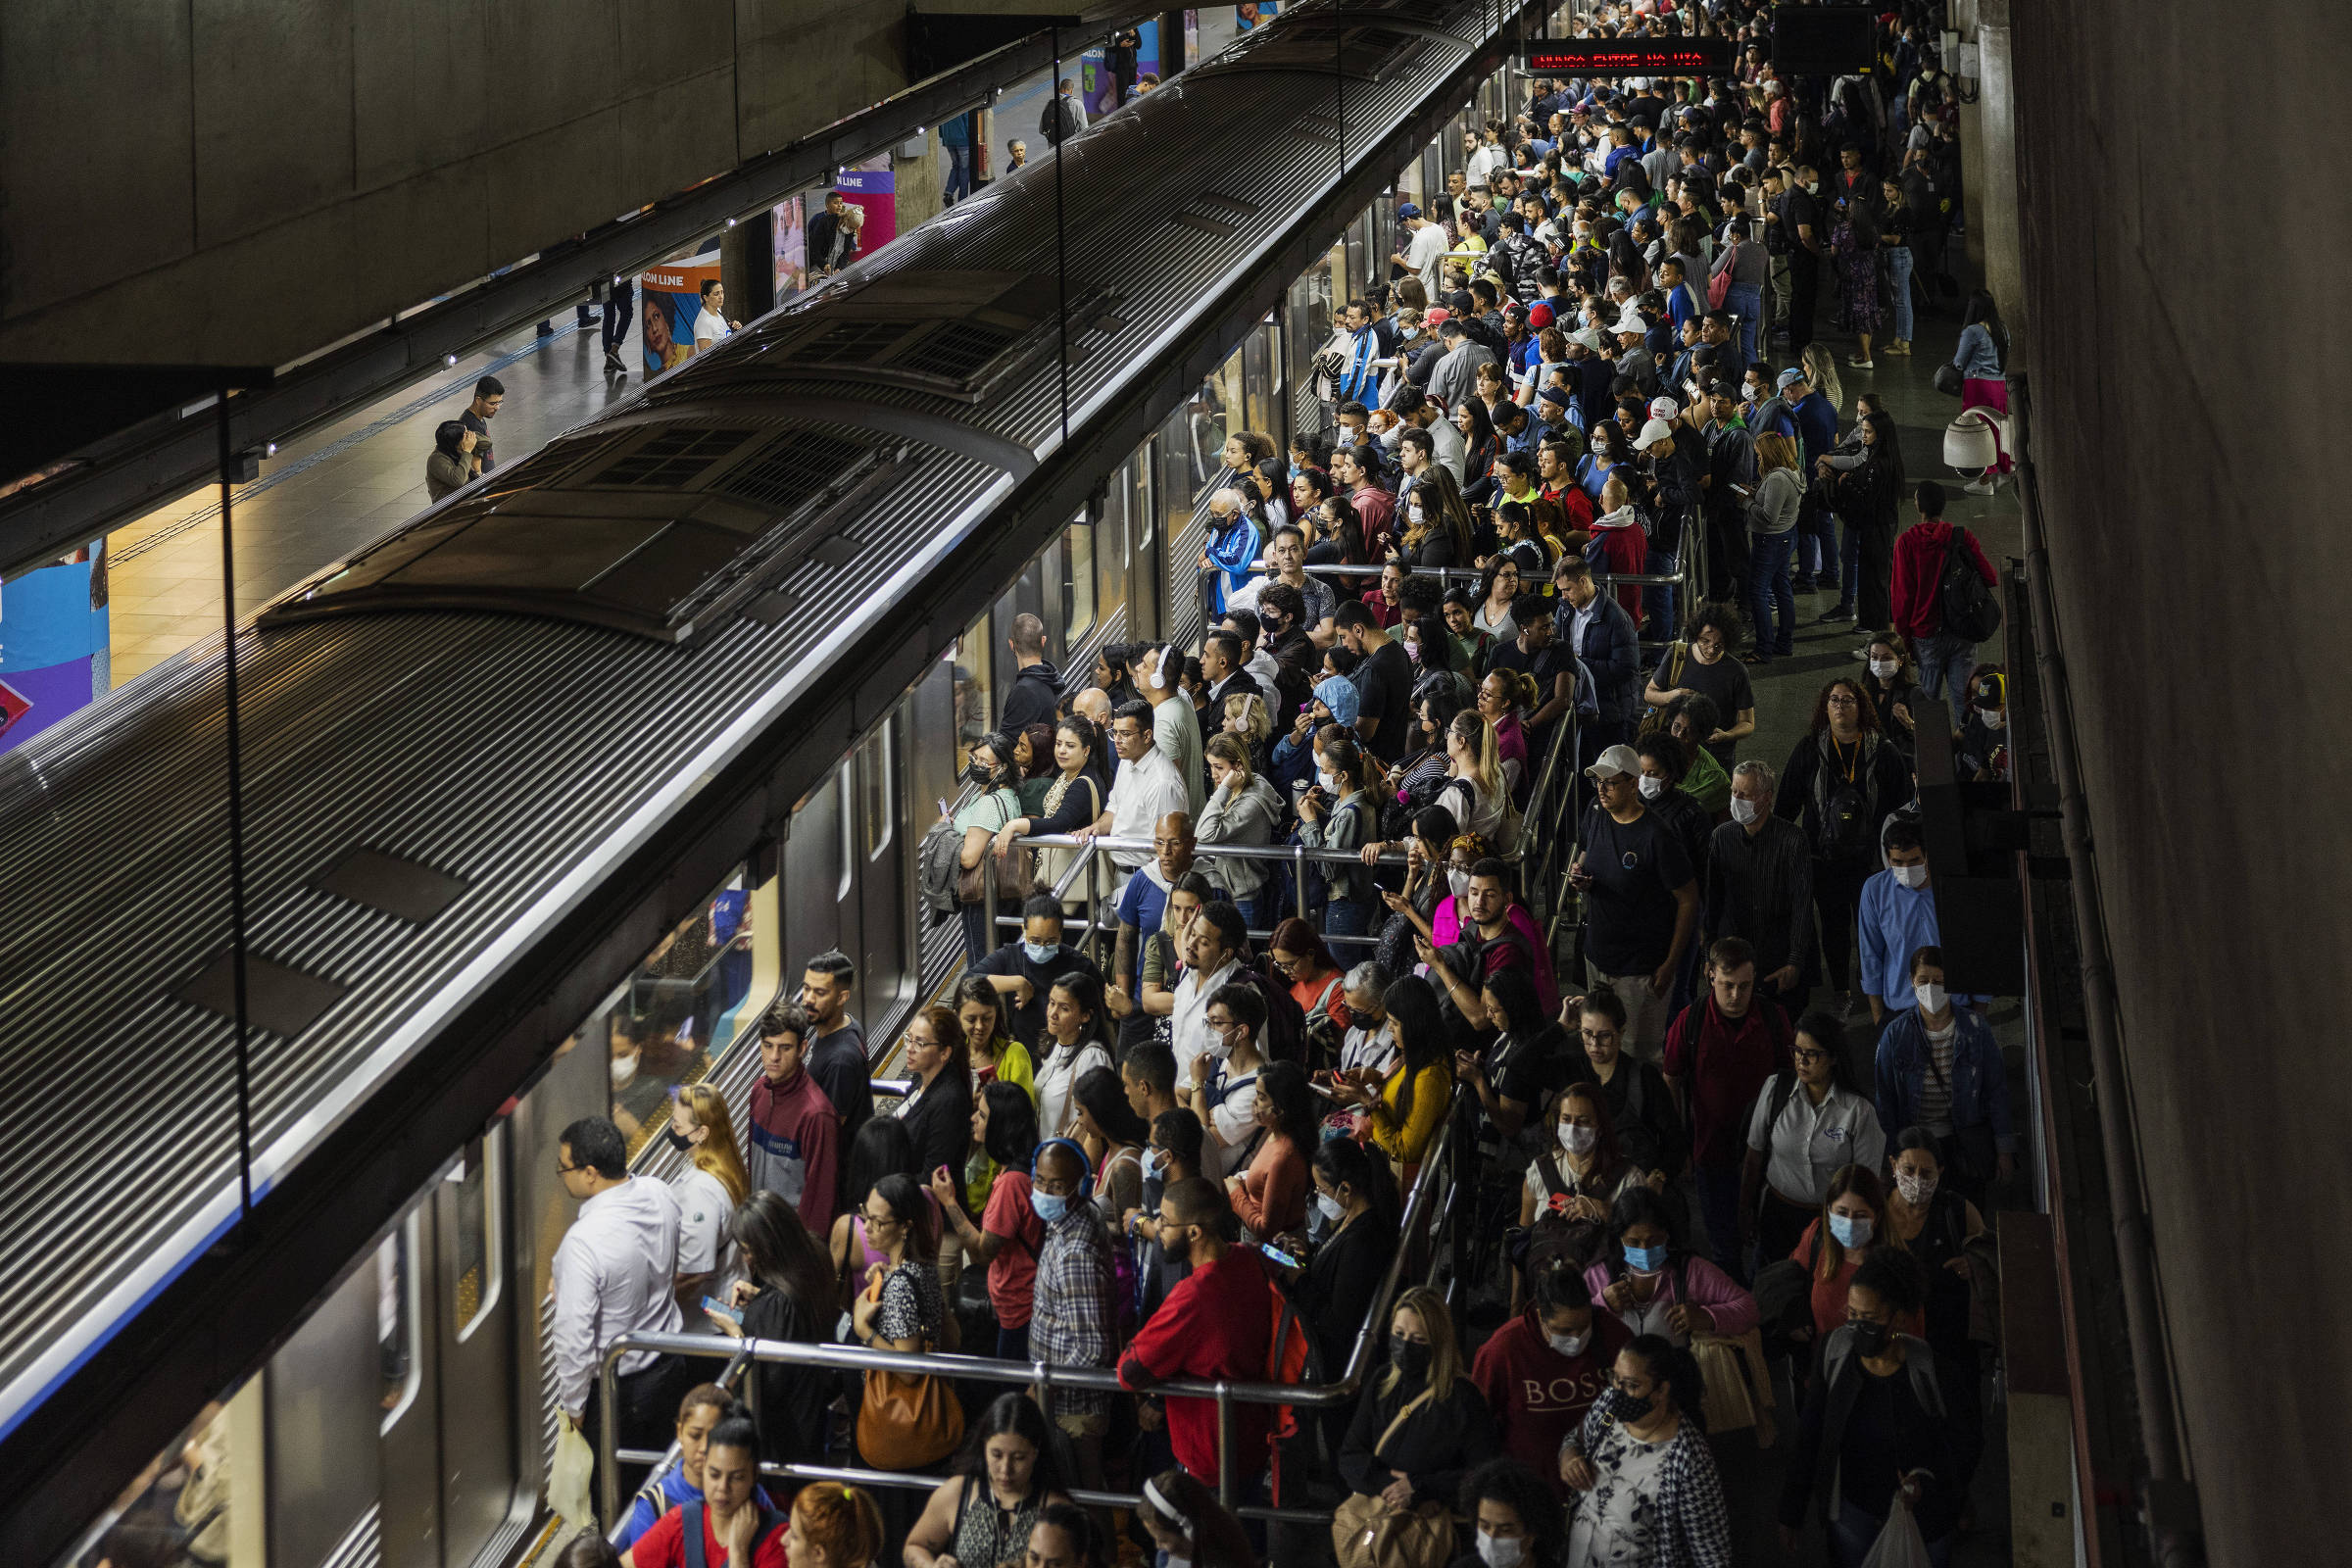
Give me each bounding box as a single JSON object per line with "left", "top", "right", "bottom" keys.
{"left": 597, "top": 1113, "right": 1455, "bottom": 1524}
{"left": 1012, "top": 831, "right": 1410, "bottom": 868}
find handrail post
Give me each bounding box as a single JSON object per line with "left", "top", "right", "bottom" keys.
{"left": 1293, "top": 843, "right": 1309, "bottom": 922}
{"left": 596, "top": 1350, "right": 622, "bottom": 1530}
{"left": 1216, "top": 1381, "right": 1237, "bottom": 1510}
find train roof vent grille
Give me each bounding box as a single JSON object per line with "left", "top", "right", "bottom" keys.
{"left": 704, "top": 270, "right": 1116, "bottom": 403}
{"left": 581, "top": 428, "right": 760, "bottom": 488}
{"left": 710, "top": 432, "right": 874, "bottom": 514}
{"left": 1201, "top": 18, "right": 1439, "bottom": 77}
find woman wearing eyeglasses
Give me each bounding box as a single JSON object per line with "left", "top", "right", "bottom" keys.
{"left": 1739, "top": 1010, "right": 1886, "bottom": 1270}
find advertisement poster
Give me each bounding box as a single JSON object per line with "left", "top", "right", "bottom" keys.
{"left": 1236, "top": 2, "right": 1278, "bottom": 30}
{"left": 637, "top": 254, "right": 722, "bottom": 378}
{"left": 772, "top": 195, "right": 808, "bottom": 302}
{"left": 838, "top": 158, "right": 897, "bottom": 252}
{"left": 0, "top": 539, "right": 109, "bottom": 753}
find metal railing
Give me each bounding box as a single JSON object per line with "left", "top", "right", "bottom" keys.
{"left": 597, "top": 1115, "right": 1459, "bottom": 1531}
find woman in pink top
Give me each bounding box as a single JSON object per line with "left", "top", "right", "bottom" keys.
{"left": 1580, "top": 1186, "right": 1759, "bottom": 1348}
{"left": 1226, "top": 1062, "right": 1316, "bottom": 1241}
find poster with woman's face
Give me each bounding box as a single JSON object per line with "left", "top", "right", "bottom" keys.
{"left": 772, "top": 195, "right": 808, "bottom": 300}
{"left": 638, "top": 257, "right": 720, "bottom": 376}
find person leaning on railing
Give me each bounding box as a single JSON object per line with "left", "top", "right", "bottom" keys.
{"left": 1273, "top": 1136, "right": 1403, "bottom": 1452}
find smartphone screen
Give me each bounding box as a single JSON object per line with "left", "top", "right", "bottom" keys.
{"left": 702, "top": 1295, "right": 742, "bottom": 1323}
{"left": 1261, "top": 1245, "right": 1299, "bottom": 1269}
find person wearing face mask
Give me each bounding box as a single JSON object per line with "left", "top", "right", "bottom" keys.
{"left": 1118, "top": 1181, "right": 1279, "bottom": 1492}
{"left": 1517, "top": 1080, "right": 1659, "bottom": 1265}
{"left": 664, "top": 1083, "right": 751, "bottom": 1319}
{"left": 1780, "top": 1250, "right": 1971, "bottom": 1568}
{"left": 1340, "top": 1287, "right": 1500, "bottom": 1528}
{"left": 1740, "top": 1011, "right": 1886, "bottom": 1274}
{"left": 1561, "top": 990, "right": 1688, "bottom": 1183}
{"left": 1476, "top": 1255, "right": 1634, "bottom": 1499}
{"left": 1633, "top": 731, "right": 1713, "bottom": 898}
{"left": 1881, "top": 1129, "right": 1992, "bottom": 1478}
{"left": 1583, "top": 1186, "right": 1759, "bottom": 1351}
{"left": 1856, "top": 823, "right": 1976, "bottom": 1037}
{"left": 1859, "top": 632, "right": 1929, "bottom": 757}
{"left": 1788, "top": 1163, "right": 1908, "bottom": 1346}
{"left": 1275, "top": 1138, "right": 1399, "bottom": 1433}
{"left": 1297, "top": 733, "right": 1379, "bottom": 939}
{"left": 1953, "top": 667, "right": 2010, "bottom": 784}
{"left": 1123, "top": 1105, "right": 1204, "bottom": 1324}
{"left": 1023, "top": 1140, "right": 1118, "bottom": 1491}
{"left": 1701, "top": 759, "right": 1814, "bottom": 1018}
{"left": 948, "top": 730, "right": 1027, "bottom": 964}
{"left": 1873, "top": 947, "right": 2014, "bottom": 1206}
{"left": 1454, "top": 1457, "right": 1571, "bottom": 1568}
{"left": 971, "top": 896, "right": 1102, "bottom": 1049}
{"left": 1185, "top": 980, "right": 1272, "bottom": 1174}
{"left": 1557, "top": 1336, "right": 1732, "bottom": 1568}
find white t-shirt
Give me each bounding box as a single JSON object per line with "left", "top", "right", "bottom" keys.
{"left": 670, "top": 1165, "right": 737, "bottom": 1276}
{"left": 1404, "top": 223, "right": 1449, "bottom": 298}
{"left": 1206, "top": 1062, "right": 1262, "bottom": 1152}
{"left": 693, "top": 311, "right": 734, "bottom": 352}
{"left": 1035, "top": 1039, "right": 1111, "bottom": 1140}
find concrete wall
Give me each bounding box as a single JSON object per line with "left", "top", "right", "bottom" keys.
{"left": 0, "top": 0, "right": 1016, "bottom": 367}
{"left": 2006, "top": 1, "right": 2352, "bottom": 1562}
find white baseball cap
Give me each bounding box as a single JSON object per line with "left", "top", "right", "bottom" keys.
{"left": 1636, "top": 417, "right": 1677, "bottom": 449}
{"left": 1648, "top": 395, "right": 1681, "bottom": 420}
{"left": 1586, "top": 744, "right": 1642, "bottom": 781}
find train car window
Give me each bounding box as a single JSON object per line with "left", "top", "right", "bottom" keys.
{"left": 1287, "top": 263, "right": 1336, "bottom": 444}
{"left": 861, "top": 726, "right": 894, "bottom": 860}
{"left": 1097, "top": 481, "right": 1127, "bottom": 627}
{"left": 1243, "top": 318, "right": 1278, "bottom": 443}
{"left": 602, "top": 871, "right": 753, "bottom": 1156}
{"left": 378, "top": 1216, "right": 421, "bottom": 1431}
{"left": 1131, "top": 438, "right": 1153, "bottom": 557}
{"left": 837, "top": 760, "right": 856, "bottom": 902}
{"left": 451, "top": 1131, "right": 505, "bottom": 1341}
{"left": 1064, "top": 515, "right": 1096, "bottom": 643}
{"left": 953, "top": 615, "right": 994, "bottom": 772}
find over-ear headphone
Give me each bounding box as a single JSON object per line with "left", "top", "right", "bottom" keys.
{"left": 1030, "top": 1136, "right": 1094, "bottom": 1185}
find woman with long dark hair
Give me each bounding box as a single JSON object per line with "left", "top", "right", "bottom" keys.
{"left": 1951, "top": 288, "right": 2010, "bottom": 488}
{"left": 902, "top": 1393, "right": 1073, "bottom": 1568}
{"left": 1226, "top": 1059, "right": 1316, "bottom": 1240}
{"left": 1558, "top": 1335, "right": 1730, "bottom": 1567}
{"left": 1776, "top": 676, "right": 1913, "bottom": 1013}
{"left": 710, "top": 1190, "right": 835, "bottom": 1464}
{"left": 1452, "top": 396, "right": 1499, "bottom": 495}
{"left": 1333, "top": 974, "right": 1453, "bottom": 1176}
{"left": 1817, "top": 409, "right": 1906, "bottom": 634}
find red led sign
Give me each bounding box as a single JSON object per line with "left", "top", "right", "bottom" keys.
{"left": 1517, "top": 39, "right": 1735, "bottom": 75}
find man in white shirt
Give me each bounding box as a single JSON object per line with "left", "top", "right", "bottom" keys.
{"left": 1168, "top": 902, "right": 1247, "bottom": 1084}
{"left": 550, "top": 1116, "right": 687, "bottom": 1478}
{"left": 1392, "top": 204, "right": 1448, "bottom": 301}
{"left": 1135, "top": 645, "right": 1204, "bottom": 816}
{"left": 1081, "top": 699, "right": 1191, "bottom": 877}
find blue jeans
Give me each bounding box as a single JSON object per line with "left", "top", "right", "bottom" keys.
{"left": 959, "top": 901, "right": 994, "bottom": 966}
{"left": 1915, "top": 631, "right": 1979, "bottom": 727}
{"left": 1693, "top": 1162, "right": 1747, "bottom": 1283}
{"left": 1642, "top": 546, "right": 1679, "bottom": 642}
{"left": 1886, "top": 245, "right": 1915, "bottom": 343}
{"left": 1725, "top": 282, "right": 1764, "bottom": 366}
{"left": 1838, "top": 513, "right": 1862, "bottom": 610}
{"left": 1234, "top": 892, "right": 1274, "bottom": 937}
{"left": 1747, "top": 531, "right": 1795, "bottom": 655}
{"left": 943, "top": 142, "right": 972, "bottom": 202}
{"left": 1323, "top": 896, "right": 1372, "bottom": 945}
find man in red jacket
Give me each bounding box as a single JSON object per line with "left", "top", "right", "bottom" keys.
{"left": 1662, "top": 938, "right": 1792, "bottom": 1284}
{"left": 1888, "top": 481, "right": 1997, "bottom": 727}
{"left": 1117, "top": 1179, "right": 1276, "bottom": 1491}
{"left": 1469, "top": 1260, "right": 1632, "bottom": 1495}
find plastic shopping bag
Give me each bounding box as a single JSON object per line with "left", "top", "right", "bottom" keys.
{"left": 1856, "top": 1498, "right": 1933, "bottom": 1568}
{"left": 549, "top": 1410, "right": 597, "bottom": 1535}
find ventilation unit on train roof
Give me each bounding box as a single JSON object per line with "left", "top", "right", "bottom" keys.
{"left": 1193, "top": 16, "right": 1445, "bottom": 79}
{"left": 687, "top": 270, "right": 1121, "bottom": 403}
{"left": 260, "top": 425, "right": 908, "bottom": 644}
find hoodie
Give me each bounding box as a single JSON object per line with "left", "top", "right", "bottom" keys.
{"left": 1889, "top": 517, "right": 1995, "bottom": 642}
{"left": 1196, "top": 773, "right": 1287, "bottom": 897}
{"left": 1587, "top": 503, "right": 1648, "bottom": 622}
{"left": 1000, "top": 658, "right": 1063, "bottom": 734}
{"left": 1469, "top": 1306, "right": 1633, "bottom": 1494}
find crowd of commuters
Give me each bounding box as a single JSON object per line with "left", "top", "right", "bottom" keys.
{"left": 542, "top": 5, "right": 2015, "bottom": 1567}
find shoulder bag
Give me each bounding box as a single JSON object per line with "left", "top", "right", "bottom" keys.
{"left": 856, "top": 1274, "right": 966, "bottom": 1470}
{"left": 1330, "top": 1388, "right": 1454, "bottom": 1568}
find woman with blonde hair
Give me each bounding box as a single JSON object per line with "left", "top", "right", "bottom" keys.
{"left": 1198, "top": 730, "right": 1285, "bottom": 929}
{"left": 1743, "top": 430, "right": 1806, "bottom": 664}
{"left": 1218, "top": 689, "right": 1274, "bottom": 772}
{"left": 1338, "top": 1284, "right": 1498, "bottom": 1518}
{"left": 1800, "top": 339, "right": 1844, "bottom": 415}
{"left": 1439, "top": 710, "right": 1516, "bottom": 855}
{"left": 667, "top": 1082, "right": 750, "bottom": 1312}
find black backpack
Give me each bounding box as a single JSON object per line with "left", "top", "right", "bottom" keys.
{"left": 1936, "top": 525, "right": 2003, "bottom": 643}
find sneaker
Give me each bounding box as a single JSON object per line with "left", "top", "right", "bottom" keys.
{"left": 603, "top": 349, "right": 625, "bottom": 375}
{"left": 1965, "top": 476, "right": 1998, "bottom": 495}
{"left": 1819, "top": 603, "right": 1854, "bottom": 622}
{"left": 1788, "top": 574, "right": 1816, "bottom": 593}
{"left": 1847, "top": 355, "right": 1875, "bottom": 368}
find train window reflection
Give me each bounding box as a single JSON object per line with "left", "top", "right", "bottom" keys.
{"left": 1065, "top": 517, "right": 1096, "bottom": 642}
{"left": 861, "top": 726, "right": 894, "bottom": 860}
{"left": 378, "top": 1218, "right": 420, "bottom": 1430}
{"left": 953, "top": 615, "right": 993, "bottom": 772}
{"left": 451, "top": 1133, "right": 504, "bottom": 1340}
{"left": 604, "top": 869, "right": 756, "bottom": 1156}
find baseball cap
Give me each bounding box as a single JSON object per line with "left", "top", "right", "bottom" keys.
{"left": 1538, "top": 384, "right": 1571, "bottom": 408}
{"left": 1586, "top": 743, "right": 1642, "bottom": 781}
{"left": 1636, "top": 417, "right": 1677, "bottom": 449}
{"left": 1570, "top": 327, "right": 1604, "bottom": 352}
{"left": 1648, "top": 395, "right": 1680, "bottom": 420}
{"left": 1397, "top": 202, "right": 1423, "bottom": 220}
{"left": 1527, "top": 302, "right": 1555, "bottom": 332}
{"left": 1777, "top": 367, "right": 1806, "bottom": 389}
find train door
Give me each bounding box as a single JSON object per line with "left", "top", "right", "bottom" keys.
{"left": 853, "top": 718, "right": 911, "bottom": 1030}
{"left": 1119, "top": 442, "right": 1158, "bottom": 644}
{"left": 375, "top": 1130, "right": 521, "bottom": 1568}
{"left": 783, "top": 768, "right": 849, "bottom": 983}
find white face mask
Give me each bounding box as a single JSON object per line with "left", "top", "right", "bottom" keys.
{"left": 1408, "top": 502, "right": 1425, "bottom": 522}
{"left": 1558, "top": 1121, "right": 1598, "bottom": 1155}
{"left": 1544, "top": 1328, "right": 1592, "bottom": 1357}
{"left": 1730, "top": 795, "right": 1760, "bottom": 825}
{"left": 1891, "top": 862, "right": 1928, "bottom": 890}
{"left": 1317, "top": 1191, "right": 1347, "bottom": 1223}
{"left": 1477, "top": 1530, "right": 1529, "bottom": 1568}
{"left": 1915, "top": 980, "right": 1950, "bottom": 1013}
{"left": 1316, "top": 769, "right": 1338, "bottom": 792}
{"left": 1895, "top": 1168, "right": 1939, "bottom": 1206}
{"left": 611, "top": 1053, "right": 639, "bottom": 1088}
{"left": 1869, "top": 658, "right": 1898, "bottom": 679}
{"left": 1637, "top": 774, "right": 1666, "bottom": 800}
{"left": 1447, "top": 868, "right": 1472, "bottom": 900}
{"left": 1977, "top": 707, "right": 2005, "bottom": 729}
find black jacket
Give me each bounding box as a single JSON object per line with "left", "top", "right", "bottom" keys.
{"left": 895, "top": 1070, "right": 975, "bottom": 1205}
{"left": 742, "top": 1287, "right": 831, "bottom": 1464}
{"left": 1283, "top": 1212, "right": 1396, "bottom": 1379}
{"left": 1340, "top": 1374, "right": 1498, "bottom": 1506}
{"left": 1001, "top": 660, "right": 1063, "bottom": 734}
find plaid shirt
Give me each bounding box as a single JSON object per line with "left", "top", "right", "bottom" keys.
{"left": 1030, "top": 1202, "right": 1118, "bottom": 1417}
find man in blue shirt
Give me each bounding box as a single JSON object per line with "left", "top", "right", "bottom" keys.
{"left": 1785, "top": 368, "right": 1842, "bottom": 596}
{"left": 1857, "top": 822, "right": 1984, "bottom": 1029}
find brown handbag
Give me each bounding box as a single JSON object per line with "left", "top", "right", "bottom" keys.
{"left": 855, "top": 1277, "right": 964, "bottom": 1471}
{"left": 1329, "top": 1389, "right": 1455, "bottom": 1568}
{"left": 955, "top": 790, "right": 1035, "bottom": 904}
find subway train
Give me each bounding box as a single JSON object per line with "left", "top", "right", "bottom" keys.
{"left": 0, "top": 3, "right": 1545, "bottom": 1564}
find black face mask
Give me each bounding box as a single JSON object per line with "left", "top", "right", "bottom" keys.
{"left": 1850, "top": 1318, "right": 1892, "bottom": 1357}
{"left": 1389, "top": 1335, "right": 1433, "bottom": 1383}
{"left": 1603, "top": 1386, "right": 1653, "bottom": 1423}
{"left": 664, "top": 1129, "right": 694, "bottom": 1154}
{"left": 963, "top": 759, "right": 997, "bottom": 785}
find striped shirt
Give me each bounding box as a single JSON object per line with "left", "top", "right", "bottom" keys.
{"left": 1916, "top": 1017, "right": 1959, "bottom": 1135}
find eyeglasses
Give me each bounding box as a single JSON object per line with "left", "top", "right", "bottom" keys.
{"left": 556, "top": 1160, "right": 586, "bottom": 1177}
{"left": 1790, "top": 1047, "right": 1831, "bottom": 1063}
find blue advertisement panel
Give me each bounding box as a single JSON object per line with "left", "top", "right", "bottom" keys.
{"left": 0, "top": 540, "right": 109, "bottom": 753}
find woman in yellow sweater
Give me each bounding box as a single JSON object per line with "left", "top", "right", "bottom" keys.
{"left": 1332, "top": 973, "right": 1452, "bottom": 1181}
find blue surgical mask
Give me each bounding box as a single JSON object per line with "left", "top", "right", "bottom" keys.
{"left": 1022, "top": 939, "right": 1060, "bottom": 963}
{"left": 1623, "top": 1242, "right": 1669, "bottom": 1273}
{"left": 1143, "top": 1148, "right": 1167, "bottom": 1180}
{"left": 1031, "top": 1190, "right": 1069, "bottom": 1225}
{"left": 1829, "top": 1211, "right": 1875, "bottom": 1249}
